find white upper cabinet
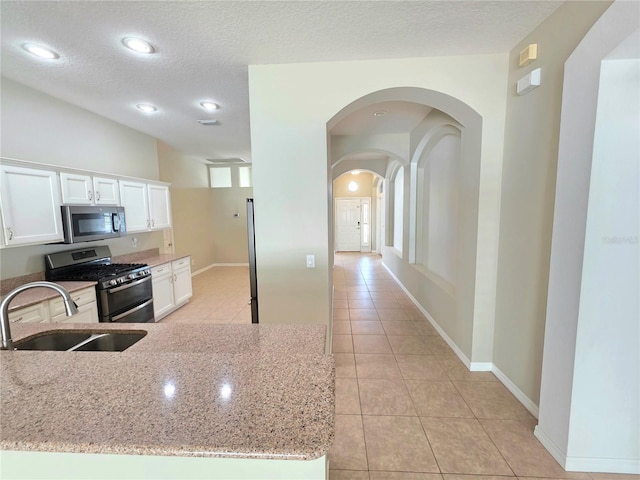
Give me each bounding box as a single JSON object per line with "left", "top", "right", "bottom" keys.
{"left": 147, "top": 184, "right": 172, "bottom": 230}
{"left": 60, "top": 173, "right": 119, "bottom": 205}
{"left": 93, "top": 177, "right": 120, "bottom": 205}
{"left": 0, "top": 165, "right": 64, "bottom": 246}
{"left": 120, "top": 181, "right": 172, "bottom": 233}
{"left": 119, "top": 180, "right": 149, "bottom": 232}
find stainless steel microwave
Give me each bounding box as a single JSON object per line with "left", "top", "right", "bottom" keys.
{"left": 60, "top": 206, "right": 126, "bottom": 243}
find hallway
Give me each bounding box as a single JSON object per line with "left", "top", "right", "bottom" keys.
{"left": 329, "top": 252, "right": 632, "bottom": 480}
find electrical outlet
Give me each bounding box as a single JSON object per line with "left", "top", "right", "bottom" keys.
{"left": 306, "top": 254, "right": 315, "bottom": 268}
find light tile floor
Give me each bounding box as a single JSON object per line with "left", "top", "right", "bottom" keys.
{"left": 160, "top": 266, "right": 251, "bottom": 324}
{"left": 158, "top": 255, "right": 636, "bottom": 480}
{"left": 329, "top": 252, "right": 637, "bottom": 480}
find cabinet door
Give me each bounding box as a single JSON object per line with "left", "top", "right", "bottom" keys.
{"left": 93, "top": 177, "right": 120, "bottom": 205}
{"left": 52, "top": 303, "right": 99, "bottom": 323}
{"left": 8, "top": 303, "right": 48, "bottom": 324}
{"left": 152, "top": 272, "right": 175, "bottom": 320}
{"left": 0, "top": 165, "right": 64, "bottom": 246}
{"left": 173, "top": 261, "right": 192, "bottom": 305}
{"left": 147, "top": 184, "right": 172, "bottom": 230}
{"left": 60, "top": 172, "right": 93, "bottom": 204}
{"left": 119, "top": 181, "right": 149, "bottom": 232}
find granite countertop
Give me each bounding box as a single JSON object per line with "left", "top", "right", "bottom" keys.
{"left": 0, "top": 323, "right": 334, "bottom": 461}
{"left": 1, "top": 281, "right": 98, "bottom": 313}
{"left": 126, "top": 253, "right": 190, "bottom": 269}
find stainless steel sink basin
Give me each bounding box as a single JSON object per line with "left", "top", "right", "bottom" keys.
{"left": 14, "top": 332, "right": 93, "bottom": 351}
{"left": 13, "top": 331, "right": 146, "bottom": 352}
{"left": 74, "top": 332, "right": 146, "bottom": 352}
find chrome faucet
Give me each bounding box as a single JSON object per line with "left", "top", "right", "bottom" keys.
{"left": 1, "top": 281, "right": 79, "bottom": 350}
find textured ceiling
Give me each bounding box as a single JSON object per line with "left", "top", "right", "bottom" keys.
{"left": 0, "top": 1, "right": 563, "bottom": 163}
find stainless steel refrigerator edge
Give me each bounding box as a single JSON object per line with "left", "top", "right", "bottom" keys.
{"left": 246, "top": 198, "right": 259, "bottom": 323}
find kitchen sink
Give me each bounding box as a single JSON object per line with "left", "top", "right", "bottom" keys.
{"left": 73, "top": 332, "right": 146, "bottom": 352}
{"left": 13, "top": 331, "right": 146, "bottom": 352}
{"left": 14, "top": 332, "right": 93, "bottom": 351}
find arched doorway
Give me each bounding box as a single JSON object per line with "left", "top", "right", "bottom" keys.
{"left": 327, "top": 87, "right": 488, "bottom": 367}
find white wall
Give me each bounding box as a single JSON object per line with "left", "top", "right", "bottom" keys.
{"left": 536, "top": 1, "right": 639, "bottom": 473}
{"left": 425, "top": 134, "right": 459, "bottom": 286}
{"left": 568, "top": 53, "right": 639, "bottom": 470}
{"left": 1, "top": 78, "right": 159, "bottom": 179}
{"left": 0, "top": 78, "right": 163, "bottom": 279}
{"left": 249, "top": 54, "right": 508, "bottom": 358}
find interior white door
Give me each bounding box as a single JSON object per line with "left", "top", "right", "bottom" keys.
{"left": 335, "top": 198, "right": 361, "bottom": 252}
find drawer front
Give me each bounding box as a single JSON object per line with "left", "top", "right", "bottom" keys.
{"left": 52, "top": 303, "right": 99, "bottom": 323}
{"left": 171, "top": 257, "right": 190, "bottom": 270}
{"left": 49, "top": 287, "right": 96, "bottom": 316}
{"left": 151, "top": 263, "right": 171, "bottom": 277}
{"left": 9, "top": 303, "right": 48, "bottom": 324}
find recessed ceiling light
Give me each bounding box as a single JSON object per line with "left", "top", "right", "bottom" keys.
{"left": 373, "top": 110, "right": 387, "bottom": 117}
{"left": 136, "top": 104, "right": 157, "bottom": 113}
{"left": 122, "top": 37, "right": 155, "bottom": 54}
{"left": 22, "top": 43, "right": 59, "bottom": 60}
{"left": 200, "top": 101, "right": 219, "bottom": 111}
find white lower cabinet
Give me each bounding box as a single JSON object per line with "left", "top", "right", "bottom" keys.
{"left": 49, "top": 287, "right": 99, "bottom": 324}
{"left": 151, "top": 264, "right": 175, "bottom": 320}
{"left": 152, "top": 256, "right": 192, "bottom": 321}
{"left": 9, "top": 286, "right": 98, "bottom": 325}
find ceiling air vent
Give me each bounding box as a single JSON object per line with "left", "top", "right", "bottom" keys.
{"left": 205, "top": 158, "right": 246, "bottom": 164}
{"left": 197, "top": 119, "right": 220, "bottom": 126}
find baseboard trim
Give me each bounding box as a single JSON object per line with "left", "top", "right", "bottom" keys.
{"left": 382, "top": 261, "right": 472, "bottom": 369}
{"left": 382, "top": 260, "right": 540, "bottom": 419}
{"left": 565, "top": 457, "right": 640, "bottom": 474}
{"left": 492, "top": 365, "right": 539, "bottom": 418}
{"left": 470, "top": 362, "right": 493, "bottom": 372}
{"left": 534, "top": 425, "right": 567, "bottom": 467}
{"left": 192, "top": 263, "right": 249, "bottom": 276}
{"left": 534, "top": 426, "right": 640, "bottom": 474}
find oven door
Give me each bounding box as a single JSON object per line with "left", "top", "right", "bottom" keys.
{"left": 100, "top": 276, "right": 154, "bottom": 322}
{"left": 110, "top": 298, "right": 155, "bottom": 323}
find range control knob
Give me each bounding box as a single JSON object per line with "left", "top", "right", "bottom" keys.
{"left": 117, "top": 277, "right": 125, "bottom": 284}
{"left": 144, "top": 269, "right": 151, "bottom": 276}
{"left": 128, "top": 273, "right": 136, "bottom": 280}
{"left": 109, "top": 279, "right": 117, "bottom": 286}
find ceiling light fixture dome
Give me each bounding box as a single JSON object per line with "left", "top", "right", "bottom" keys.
{"left": 136, "top": 103, "right": 158, "bottom": 113}
{"left": 200, "top": 101, "right": 219, "bottom": 111}
{"left": 22, "top": 43, "right": 59, "bottom": 60}
{"left": 122, "top": 37, "right": 155, "bottom": 54}
{"left": 348, "top": 181, "right": 359, "bottom": 192}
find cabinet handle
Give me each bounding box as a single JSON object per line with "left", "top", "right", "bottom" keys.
{"left": 7, "top": 227, "right": 14, "bottom": 240}
{"left": 173, "top": 274, "right": 177, "bottom": 281}
{"left": 151, "top": 219, "right": 155, "bottom": 227}
{"left": 88, "top": 190, "right": 93, "bottom": 201}
{"left": 96, "top": 191, "right": 101, "bottom": 201}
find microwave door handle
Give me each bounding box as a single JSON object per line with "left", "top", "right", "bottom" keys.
{"left": 112, "top": 213, "right": 121, "bottom": 232}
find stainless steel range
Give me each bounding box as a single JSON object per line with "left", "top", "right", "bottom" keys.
{"left": 45, "top": 246, "right": 154, "bottom": 323}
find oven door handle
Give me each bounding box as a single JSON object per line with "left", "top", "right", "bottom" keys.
{"left": 111, "top": 298, "right": 154, "bottom": 322}
{"left": 108, "top": 275, "right": 152, "bottom": 293}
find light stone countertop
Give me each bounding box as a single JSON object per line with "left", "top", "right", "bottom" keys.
{"left": 0, "top": 323, "right": 334, "bottom": 461}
